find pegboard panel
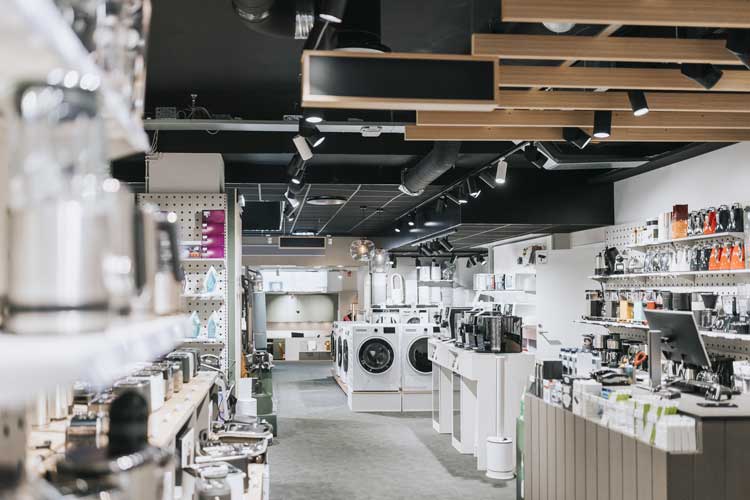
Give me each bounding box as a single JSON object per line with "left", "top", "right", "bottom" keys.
{"left": 137, "top": 193, "right": 229, "bottom": 372}
{"left": 605, "top": 222, "right": 644, "bottom": 248}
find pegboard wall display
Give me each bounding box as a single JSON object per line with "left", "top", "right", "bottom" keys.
{"left": 137, "top": 193, "right": 229, "bottom": 372}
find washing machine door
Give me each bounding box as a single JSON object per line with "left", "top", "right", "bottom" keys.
{"left": 408, "top": 336, "right": 432, "bottom": 374}
{"left": 332, "top": 334, "right": 337, "bottom": 364}
{"left": 343, "top": 339, "right": 349, "bottom": 373}
{"left": 337, "top": 338, "right": 343, "bottom": 368}
{"left": 358, "top": 338, "right": 395, "bottom": 374}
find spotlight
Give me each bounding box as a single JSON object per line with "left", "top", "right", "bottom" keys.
{"left": 563, "top": 127, "right": 592, "bottom": 150}
{"left": 627, "top": 90, "right": 649, "bottom": 117}
{"left": 303, "top": 108, "right": 325, "bottom": 123}
{"left": 478, "top": 172, "right": 496, "bottom": 188}
{"left": 391, "top": 256, "right": 397, "bottom": 268}
{"left": 285, "top": 189, "right": 300, "bottom": 209}
{"left": 450, "top": 254, "right": 458, "bottom": 265}
{"left": 300, "top": 120, "right": 325, "bottom": 148}
{"left": 681, "top": 63, "right": 723, "bottom": 90}
{"left": 394, "top": 226, "right": 401, "bottom": 233}
{"left": 288, "top": 178, "right": 305, "bottom": 195}
{"left": 494, "top": 159, "right": 508, "bottom": 184}
{"left": 286, "top": 154, "right": 305, "bottom": 177}
{"left": 418, "top": 245, "right": 428, "bottom": 256}
{"left": 283, "top": 204, "right": 296, "bottom": 221}
{"left": 593, "top": 111, "right": 612, "bottom": 139}
{"left": 438, "top": 238, "right": 454, "bottom": 252}
{"left": 466, "top": 177, "right": 481, "bottom": 199}
{"left": 727, "top": 30, "right": 750, "bottom": 69}
{"left": 456, "top": 186, "right": 469, "bottom": 205}
{"left": 415, "top": 258, "right": 421, "bottom": 267}
{"left": 477, "top": 255, "right": 487, "bottom": 265}
{"left": 524, "top": 145, "right": 549, "bottom": 169}
{"left": 292, "top": 134, "right": 314, "bottom": 160}
{"left": 407, "top": 213, "right": 415, "bottom": 227}
{"left": 290, "top": 166, "right": 305, "bottom": 186}
{"left": 469, "top": 256, "right": 478, "bottom": 266}
{"left": 445, "top": 192, "right": 461, "bottom": 205}
{"left": 319, "top": 0, "right": 347, "bottom": 23}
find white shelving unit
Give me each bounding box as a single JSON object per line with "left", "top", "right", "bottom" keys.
{"left": 2, "top": 0, "right": 150, "bottom": 159}
{"left": 624, "top": 232, "right": 745, "bottom": 251}
{"left": 0, "top": 315, "right": 190, "bottom": 408}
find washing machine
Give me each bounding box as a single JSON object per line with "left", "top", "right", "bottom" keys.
{"left": 347, "top": 324, "right": 402, "bottom": 412}
{"left": 341, "top": 323, "right": 353, "bottom": 387}
{"left": 400, "top": 324, "right": 436, "bottom": 411}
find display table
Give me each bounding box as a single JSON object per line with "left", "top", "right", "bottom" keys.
{"left": 524, "top": 391, "right": 750, "bottom": 500}
{"left": 429, "top": 338, "right": 535, "bottom": 471}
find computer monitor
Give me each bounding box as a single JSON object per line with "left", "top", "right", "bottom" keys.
{"left": 644, "top": 310, "right": 711, "bottom": 370}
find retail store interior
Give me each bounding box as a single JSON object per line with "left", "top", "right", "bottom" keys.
{"left": 6, "top": 1, "right": 750, "bottom": 500}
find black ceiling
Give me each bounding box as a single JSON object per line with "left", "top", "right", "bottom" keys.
{"left": 112, "top": 0, "right": 734, "bottom": 244}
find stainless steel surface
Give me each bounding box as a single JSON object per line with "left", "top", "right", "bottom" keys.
{"left": 113, "top": 378, "right": 151, "bottom": 413}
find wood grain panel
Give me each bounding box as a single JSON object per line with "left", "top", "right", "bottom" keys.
{"left": 547, "top": 405, "right": 556, "bottom": 500}
{"left": 622, "top": 436, "right": 637, "bottom": 500}
{"left": 597, "top": 426, "right": 610, "bottom": 500}
{"left": 585, "top": 421, "right": 597, "bottom": 500}
{"left": 725, "top": 420, "right": 750, "bottom": 500}
{"left": 666, "top": 453, "right": 694, "bottom": 500}
{"left": 636, "top": 442, "right": 653, "bottom": 500}
{"left": 405, "top": 125, "right": 750, "bottom": 142}
{"left": 652, "top": 448, "right": 668, "bottom": 500}
{"left": 501, "top": 0, "right": 750, "bottom": 29}
{"left": 609, "top": 431, "right": 623, "bottom": 500}
{"left": 417, "top": 110, "right": 750, "bottom": 129}
{"left": 574, "top": 415, "right": 586, "bottom": 500}
{"left": 499, "top": 66, "right": 750, "bottom": 92}
{"left": 555, "top": 408, "right": 565, "bottom": 500}
{"left": 694, "top": 421, "right": 725, "bottom": 500}
{"left": 564, "top": 412, "right": 575, "bottom": 500}
{"left": 495, "top": 90, "right": 750, "bottom": 113}
{"left": 473, "top": 34, "right": 741, "bottom": 65}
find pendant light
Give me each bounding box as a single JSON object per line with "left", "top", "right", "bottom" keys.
{"left": 494, "top": 160, "right": 508, "bottom": 184}
{"left": 627, "top": 90, "right": 649, "bottom": 117}
{"left": 593, "top": 111, "right": 612, "bottom": 139}
{"left": 319, "top": 0, "right": 347, "bottom": 23}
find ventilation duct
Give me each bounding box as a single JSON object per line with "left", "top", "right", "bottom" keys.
{"left": 233, "top": 0, "right": 313, "bottom": 39}
{"left": 398, "top": 142, "right": 462, "bottom": 196}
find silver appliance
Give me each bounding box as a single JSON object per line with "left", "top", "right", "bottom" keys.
{"left": 153, "top": 215, "right": 183, "bottom": 315}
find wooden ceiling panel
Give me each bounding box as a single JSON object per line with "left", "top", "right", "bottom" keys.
{"left": 495, "top": 90, "right": 750, "bottom": 113}
{"left": 499, "top": 66, "right": 750, "bottom": 92}
{"left": 417, "top": 110, "right": 750, "bottom": 129}
{"left": 472, "top": 34, "right": 741, "bottom": 65}
{"left": 404, "top": 125, "right": 750, "bottom": 142}
{"left": 502, "top": 0, "right": 750, "bottom": 29}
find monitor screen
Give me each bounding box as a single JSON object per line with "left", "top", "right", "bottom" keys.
{"left": 241, "top": 201, "right": 283, "bottom": 232}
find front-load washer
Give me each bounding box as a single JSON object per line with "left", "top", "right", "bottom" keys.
{"left": 350, "top": 325, "right": 400, "bottom": 392}
{"left": 341, "top": 324, "right": 352, "bottom": 386}
{"left": 400, "top": 324, "right": 434, "bottom": 392}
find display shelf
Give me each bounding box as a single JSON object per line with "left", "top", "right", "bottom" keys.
{"left": 3, "top": 0, "right": 150, "bottom": 159}
{"left": 182, "top": 293, "right": 224, "bottom": 301}
{"left": 590, "top": 269, "right": 750, "bottom": 282}
{"left": 183, "top": 258, "right": 225, "bottom": 263}
{"left": 576, "top": 318, "right": 750, "bottom": 342}
{"left": 625, "top": 232, "right": 745, "bottom": 251}
{"left": 0, "top": 314, "right": 190, "bottom": 408}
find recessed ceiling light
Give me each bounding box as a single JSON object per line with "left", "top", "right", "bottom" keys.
{"left": 306, "top": 195, "right": 347, "bottom": 206}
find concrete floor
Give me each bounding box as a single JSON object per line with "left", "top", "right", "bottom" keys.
{"left": 269, "top": 361, "right": 516, "bottom": 500}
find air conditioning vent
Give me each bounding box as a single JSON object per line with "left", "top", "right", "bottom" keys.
{"left": 278, "top": 237, "right": 326, "bottom": 249}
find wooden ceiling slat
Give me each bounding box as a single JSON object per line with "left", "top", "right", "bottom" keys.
{"left": 500, "top": 66, "right": 750, "bottom": 92}
{"left": 404, "top": 125, "right": 750, "bottom": 142}
{"left": 502, "top": 0, "right": 750, "bottom": 29}
{"left": 472, "top": 34, "right": 741, "bottom": 65}
{"left": 495, "top": 90, "right": 750, "bottom": 113}
{"left": 417, "top": 110, "right": 750, "bottom": 129}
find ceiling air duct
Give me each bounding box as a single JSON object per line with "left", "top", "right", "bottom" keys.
{"left": 398, "top": 142, "right": 461, "bottom": 197}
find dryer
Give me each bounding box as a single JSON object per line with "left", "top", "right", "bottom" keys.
{"left": 350, "top": 324, "right": 400, "bottom": 392}
{"left": 400, "top": 324, "right": 435, "bottom": 392}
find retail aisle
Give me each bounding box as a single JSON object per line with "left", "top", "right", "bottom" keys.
{"left": 270, "top": 361, "right": 515, "bottom": 500}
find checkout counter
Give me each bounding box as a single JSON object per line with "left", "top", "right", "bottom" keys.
{"left": 524, "top": 310, "right": 750, "bottom": 500}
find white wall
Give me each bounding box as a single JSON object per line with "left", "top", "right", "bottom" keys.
{"left": 266, "top": 294, "right": 336, "bottom": 322}
{"left": 614, "top": 143, "right": 750, "bottom": 224}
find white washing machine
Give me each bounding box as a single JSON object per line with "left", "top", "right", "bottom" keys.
{"left": 348, "top": 324, "right": 402, "bottom": 412}
{"left": 400, "top": 324, "right": 437, "bottom": 412}
{"left": 331, "top": 323, "right": 342, "bottom": 379}
{"left": 340, "top": 323, "right": 353, "bottom": 387}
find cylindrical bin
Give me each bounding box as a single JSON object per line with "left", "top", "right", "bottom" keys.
{"left": 486, "top": 437, "right": 515, "bottom": 480}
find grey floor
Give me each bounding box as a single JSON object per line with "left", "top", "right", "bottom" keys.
{"left": 269, "top": 361, "right": 516, "bottom": 500}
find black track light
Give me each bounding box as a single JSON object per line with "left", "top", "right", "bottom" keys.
{"left": 300, "top": 120, "right": 326, "bottom": 148}
{"left": 524, "top": 144, "right": 548, "bottom": 169}
{"left": 415, "top": 258, "right": 421, "bottom": 267}
{"left": 290, "top": 165, "right": 305, "bottom": 186}
{"left": 478, "top": 171, "right": 496, "bottom": 189}
{"left": 456, "top": 186, "right": 469, "bottom": 205}
{"left": 627, "top": 90, "right": 649, "bottom": 117}
{"left": 477, "top": 255, "right": 487, "bottom": 266}
{"left": 469, "top": 256, "right": 478, "bottom": 266}
{"left": 435, "top": 197, "right": 446, "bottom": 215}
{"left": 303, "top": 108, "right": 325, "bottom": 124}
{"left": 466, "top": 257, "right": 474, "bottom": 269}
{"left": 563, "top": 127, "right": 592, "bottom": 150}
{"left": 391, "top": 256, "right": 397, "bottom": 269}
{"left": 681, "top": 63, "right": 723, "bottom": 90}
{"left": 319, "top": 0, "right": 347, "bottom": 23}
{"left": 466, "top": 177, "right": 481, "bottom": 198}
{"left": 418, "top": 245, "right": 428, "bottom": 256}
{"left": 593, "top": 111, "right": 612, "bottom": 139}
{"left": 727, "top": 30, "right": 750, "bottom": 69}
{"left": 450, "top": 254, "right": 458, "bottom": 265}
{"left": 394, "top": 224, "right": 401, "bottom": 233}
{"left": 288, "top": 179, "right": 305, "bottom": 195}
{"left": 284, "top": 189, "right": 300, "bottom": 209}
{"left": 286, "top": 154, "right": 304, "bottom": 177}
{"left": 445, "top": 192, "right": 461, "bottom": 205}
{"left": 283, "top": 204, "right": 296, "bottom": 222}
{"left": 438, "top": 238, "right": 454, "bottom": 253}
{"left": 407, "top": 213, "right": 415, "bottom": 227}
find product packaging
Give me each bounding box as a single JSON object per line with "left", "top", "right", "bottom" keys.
{"left": 190, "top": 311, "right": 201, "bottom": 338}
{"left": 202, "top": 266, "right": 219, "bottom": 294}
{"left": 201, "top": 235, "right": 223, "bottom": 247}
{"left": 202, "top": 210, "right": 225, "bottom": 224}
{"left": 201, "top": 222, "right": 225, "bottom": 236}
{"left": 671, "top": 204, "right": 689, "bottom": 239}
{"left": 207, "top": 311, "right": 219, "bottom": 339}
{"left": 201, "top": 246, "right": 225, "bottom": 259}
